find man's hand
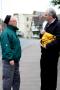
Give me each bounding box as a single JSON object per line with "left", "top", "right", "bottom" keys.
{"left": 9, "top": 60, "right": 15, "bottom": 65}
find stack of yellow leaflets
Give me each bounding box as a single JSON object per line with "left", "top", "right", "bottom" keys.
{"left": 40, "top": 32, "right": 56, "bottom": 48}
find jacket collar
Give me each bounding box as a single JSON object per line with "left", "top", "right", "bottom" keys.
{"left": 7, "top": 25, "right": 19, "bottom": 32}
{"left": 46, "top": 19, "right": 58, "bottom": 28}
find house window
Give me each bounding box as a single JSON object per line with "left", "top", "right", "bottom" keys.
{"left": 27, "top": 17, "right": 29, "bottom": 21}
{"left": 26, "top": 24, "right": 29, "bottom": 28}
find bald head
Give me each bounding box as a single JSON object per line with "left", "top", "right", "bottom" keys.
{"left": 8, "top": 16, "right": 17, "bottom": 26}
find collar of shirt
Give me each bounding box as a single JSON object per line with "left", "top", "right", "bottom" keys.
{"left": 49, "top": 18, "right": 56, "bottom": 25}
{"left": 46, "top": 18, "right": 56, "bottom": 28}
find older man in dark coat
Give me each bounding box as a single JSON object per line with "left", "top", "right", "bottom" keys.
{"left": 40, "top": 8, "right": 60, "bottom": 90}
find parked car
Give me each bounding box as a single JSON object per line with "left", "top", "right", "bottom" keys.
{"left": 32, "top": 34, "right": 39, "bottom": 39}
{"left": 17, "top": 30, "right": 24, "bottom": 37}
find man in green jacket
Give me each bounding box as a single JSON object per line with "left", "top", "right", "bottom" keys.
{"left": 1, "top": 15, "right": 21, "bottom": 90}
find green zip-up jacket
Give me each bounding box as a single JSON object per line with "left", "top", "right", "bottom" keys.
{"left": 1, "top": 25, "right": 21, "bottom": 62}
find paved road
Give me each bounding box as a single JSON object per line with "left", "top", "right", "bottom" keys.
{"left": 20, "top": 39, "right": 41, "bottom": 90}
{"left": 0, "top": 38, "right": 60, "bottom": 90}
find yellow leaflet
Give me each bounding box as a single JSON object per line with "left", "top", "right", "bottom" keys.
{"left": 40, "top": 32, "right": 56, "bottom": 48}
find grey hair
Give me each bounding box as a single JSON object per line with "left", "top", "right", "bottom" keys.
{"left": 47, "top": 8, "right": 57, "bottom": 19}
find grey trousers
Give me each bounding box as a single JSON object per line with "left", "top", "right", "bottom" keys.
{"left": 2, "top": 61, "right": 20, "bottom": 90}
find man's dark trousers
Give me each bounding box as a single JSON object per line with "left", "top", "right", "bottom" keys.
{"left": 3, "top": 60, "right": 20, "bottom": 90}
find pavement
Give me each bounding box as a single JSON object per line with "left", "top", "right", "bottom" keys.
{"left": 20, "top": 39, "right": 41, "bottom": 90}
{"left": 0, "top": 39, "right": 60, "bottom": 90}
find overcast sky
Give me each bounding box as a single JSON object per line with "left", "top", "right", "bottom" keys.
{"left": 0, "top": 0, "right": 60, "bottom": 20}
